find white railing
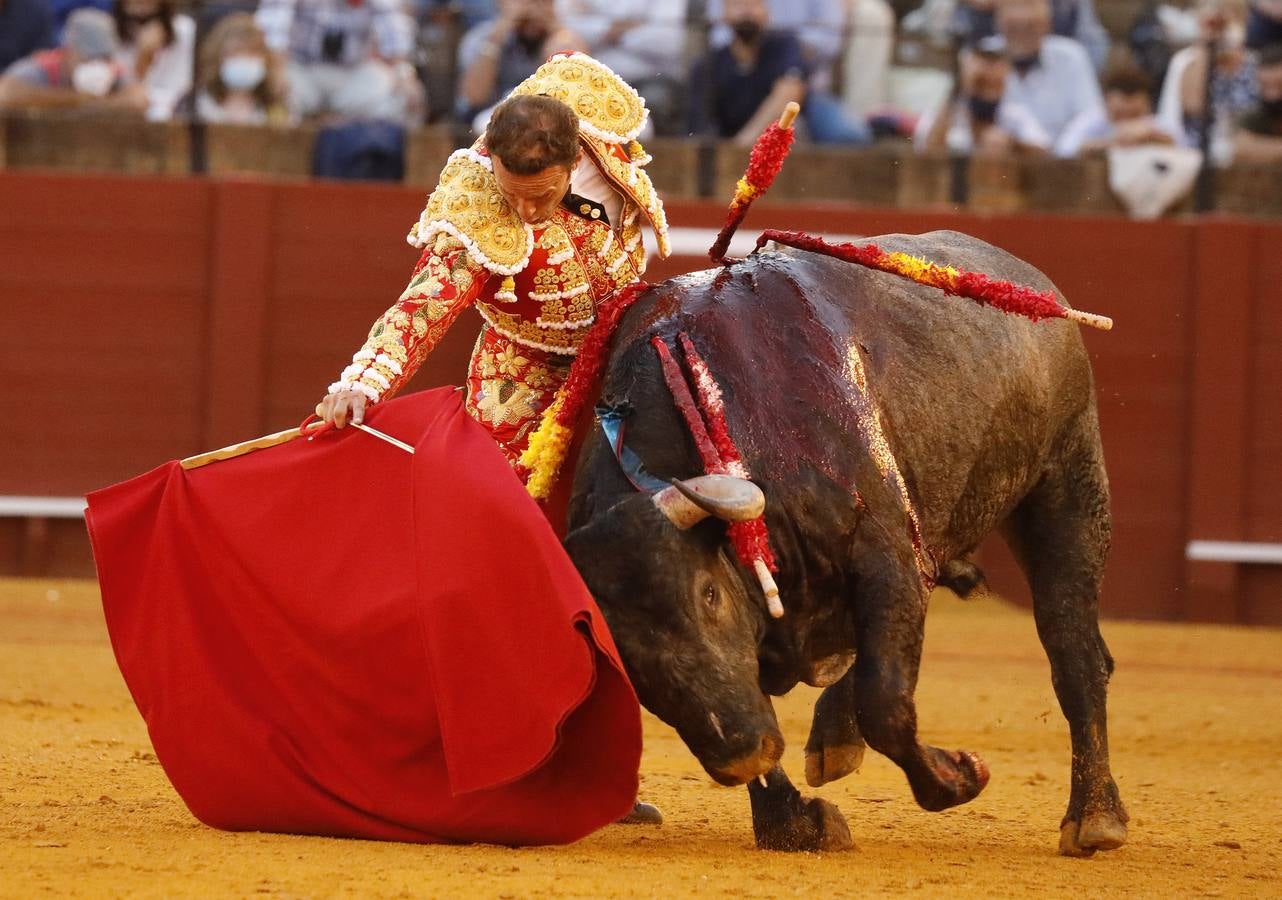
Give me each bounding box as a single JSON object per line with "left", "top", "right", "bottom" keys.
{"left": 1186, "top": 541, "right": 1282, "bottom": 565}
{"left": 0, "top": 497, "right": 87, "bottom": 519}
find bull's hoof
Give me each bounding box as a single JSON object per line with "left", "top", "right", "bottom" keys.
{"left": 1059, "top": 810, "right": 1128, "bottom": 857}
{"left": 755, "top": 796, "right": 854, "bottom": 853}
{"left": 1058, "top": 778, "right": 1128, "bottom": 856}
{"left": 805, "top": 681, "right": 865, "bottom": 788}
{"left": 805, "top": 742, "right": 865, "bottom": 788}
{"left": 617, "top": 801, "right": 664, "bottom": 826}
{"left": 911, "top": 748, "right": 990, "bottom": 812}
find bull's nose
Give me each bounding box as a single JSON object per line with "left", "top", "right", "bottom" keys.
{"left": 709, "top": 730, "right": 784, "bottom": 786}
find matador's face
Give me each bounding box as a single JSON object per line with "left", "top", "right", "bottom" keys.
{"left": 491, "top": 153, "right": 577, "bottom": 225}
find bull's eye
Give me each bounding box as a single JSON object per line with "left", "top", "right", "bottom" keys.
{"left": 703, "top": 583, "right": 720, "bottom": 609}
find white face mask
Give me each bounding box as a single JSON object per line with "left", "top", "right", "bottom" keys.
{"left": 220, "top": 55, "right": 267, "bottom": 92}
{"left": 72, "top": 60, "right": 115, "bottom": 97}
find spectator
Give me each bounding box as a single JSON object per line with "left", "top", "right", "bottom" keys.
{"left": 951, "top": 0, "right": 1108, "bottom": 70}
{"left": 255, "top": 0, "right": 424, "bottom": 124}
{"left": 559, "top": 0, "right": 686, "bottom": 132}
{"left": 914, "top": 35, "right": 1050, "bottom": 154}
{"left": 456, "top": 0, "right": 587, "bottom": 124}
{"left": 1246, "top": 0, "right": 1282, "bottom": 48}
{"left": 690, "top": 0, "right": 870, "bottom": 144}
{"left": 1234, "top": 42, "right": 1282, "bottom": 160}
{"left": 194, "top": 12, "right": 290, "bottom": 125}
{"left": 1, "top": 0, "right": 54, "bottom": 73}
{"left": 112, "top": 0, "right": 193, "bottom": 120}
{"left": 0, "top": 7, "right": 145, "bottom": 112}
{"left": 997, "top": 0, "right": 1106, "bottom": 157}
{"left": 1156, "top": 0, "right": 1257, "bottom": 161}
{"left": 50, "top": 0, "right": 112, "bottom": 41}
{"left": 1059, "top": 64, "right": 1176, "bottom": 155}
{"left": 841, "top": 0, "right": 897, "bottom": 118}
{"left": 706, "top": 0, "right": 847, "bottom": 90}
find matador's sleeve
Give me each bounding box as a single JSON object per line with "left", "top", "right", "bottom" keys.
{"left": 328, "top": 232, "right": 493, "bottom": 404}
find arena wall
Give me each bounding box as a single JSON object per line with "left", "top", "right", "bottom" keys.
{"left": 2, "top": 170, "right": 1279, "bottom": 624}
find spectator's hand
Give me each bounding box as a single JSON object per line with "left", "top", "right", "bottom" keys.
{"left": 318, "top": 391, "right": 367, "bottom": 429}
{"left": 975, "top": 125, "right": 1014, "bottom": 156}
{"left": 98, "top": 82, "right": 149, "bottom": 114}
{"left": 1113, "top": 118, "right": 1174, "bottom": 147}
{"left": 602, "top": 18, "right": 643, "bottom": 47}
{"left": 493, "top": 1, "right": 526, "bottom": 38}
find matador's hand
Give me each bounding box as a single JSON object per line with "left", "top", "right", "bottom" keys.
{"left": 317, "top": 391, "right": 367, "bottom": 429}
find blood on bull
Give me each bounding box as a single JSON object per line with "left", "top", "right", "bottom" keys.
{"left": 564, "top": 231, "right": 1127, "bottom": 856}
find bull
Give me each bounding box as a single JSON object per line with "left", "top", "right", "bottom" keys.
{"left": 564, "top": 230, "right": 1128, "bottom": 855}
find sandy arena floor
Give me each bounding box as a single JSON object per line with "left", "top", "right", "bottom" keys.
{"left": 1, "top": 577, "right": 1279, "bottom": 898}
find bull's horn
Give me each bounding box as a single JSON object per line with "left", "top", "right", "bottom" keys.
{"left": 653, "top": 475, "right": 765, "bottom": 529}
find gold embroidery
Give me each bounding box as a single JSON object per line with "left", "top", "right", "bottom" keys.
{"left": 510, "top": 53, "right": 647, "bottom": 143}
{"left": 580, "top": 136, "right": 670, "bottom": 258}
{"left": 474, "top": 378, "right": 542, "bottom": 427}
{"left": 416, "top": 151, "right": 531, "bottom": 274}
{"left": 494, "top": 343, "right": 529, "bottom": 378}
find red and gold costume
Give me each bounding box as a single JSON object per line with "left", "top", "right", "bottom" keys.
{"left": 329, "top": 52, "right": 670, "bottom": 470}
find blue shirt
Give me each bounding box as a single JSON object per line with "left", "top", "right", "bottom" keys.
{"left": 688, "top": 30, "right": 808, "bottom": 138}
{"left": 0, "top": 0, "right": 54, "bottom": 72}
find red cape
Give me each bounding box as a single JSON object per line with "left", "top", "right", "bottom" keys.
{"left": 85, "top": 387, "right": 641, "bottom": 845}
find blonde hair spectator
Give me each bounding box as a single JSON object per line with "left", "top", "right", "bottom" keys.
{"left": 195, "top": 13, "right": 289, "bottom": 125}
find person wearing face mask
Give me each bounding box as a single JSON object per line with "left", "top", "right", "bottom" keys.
{"left": 111, "top": 0, "right": 193, "bottom": 121}
{"left": 994, "top": 0, "right": 1106, "bottom": 157}
{"left": 193, "top": 12, "right": 290, "bottom": 125}
{"left": 1234, "top": 42, "right": 1282, "bottom": 160}
{"left": 690, "top": 0, "right": 870, "bottom": 144}
{"left": 456, "top": 0, "right": 588, "bottom": 126}
{"left": 0, "top": 7, "right": 146, "bottom": 112}
{"left": 1156, "top": 0, "right": 1260, "bottom": 161}
{"left": 914, "top": 35, "right": 1051, "bottom": 155}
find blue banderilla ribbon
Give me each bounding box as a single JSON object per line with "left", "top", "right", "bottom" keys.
{"left": 597, "top": 406, "right": 669, "bottom": 495}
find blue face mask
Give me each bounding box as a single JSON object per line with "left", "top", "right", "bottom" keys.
{"left": 220, "top": 55, "right": 266, "bottom": 92}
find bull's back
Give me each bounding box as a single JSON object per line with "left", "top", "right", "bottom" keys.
{"left": 624, "top": 231, "right": 1097, "bottom": 557}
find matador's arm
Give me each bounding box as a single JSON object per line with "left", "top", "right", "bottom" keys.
{"left": 329, "top": 232, "right": 493, "bottom": 404}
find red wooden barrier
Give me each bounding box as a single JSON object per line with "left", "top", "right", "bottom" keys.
{"left": 2, "top": 171, "right": 1279, "bottom": 623}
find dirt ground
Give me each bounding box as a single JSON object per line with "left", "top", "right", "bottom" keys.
{"left": 2, "top": 578, "right": 1280, "bottom": 898}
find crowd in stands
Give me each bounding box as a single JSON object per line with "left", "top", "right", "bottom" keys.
{"left": 2, "top": 0, "right": 1280, "bottom": 176}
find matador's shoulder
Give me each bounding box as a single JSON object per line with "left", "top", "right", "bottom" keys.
{"left": 407, "top": 52, "right": 670, "bottom": 272}
{"left": 407, "top": 147, "right": 533, "bottom": 276}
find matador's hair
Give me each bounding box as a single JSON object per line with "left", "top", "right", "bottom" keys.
{"left": 485, "top": 94, "right": 580, "bottom": 175}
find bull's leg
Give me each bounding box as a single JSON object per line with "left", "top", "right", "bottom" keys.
{"left": 747, "top": 765, "right": 853, "bottom": 852}
{"left": 804, "top": 667, "right": 867, "bottom": 787}
{"left": 1003, "top": 425, "right": 1127, "bottom": 857}
{"left": 852, "top": 560, "right": 990, "bottom": 811}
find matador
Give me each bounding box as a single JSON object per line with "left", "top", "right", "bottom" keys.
{"left": 319, "top": 52, "right": 671, "bottom": 476}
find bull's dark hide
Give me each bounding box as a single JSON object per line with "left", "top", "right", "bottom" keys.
{"left": 564, "top": 231, "right": 1128, "bottom": 856}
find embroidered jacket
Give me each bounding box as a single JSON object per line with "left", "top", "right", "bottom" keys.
{"left": 330, "top": 52, "right": 671, "bottom": 404}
